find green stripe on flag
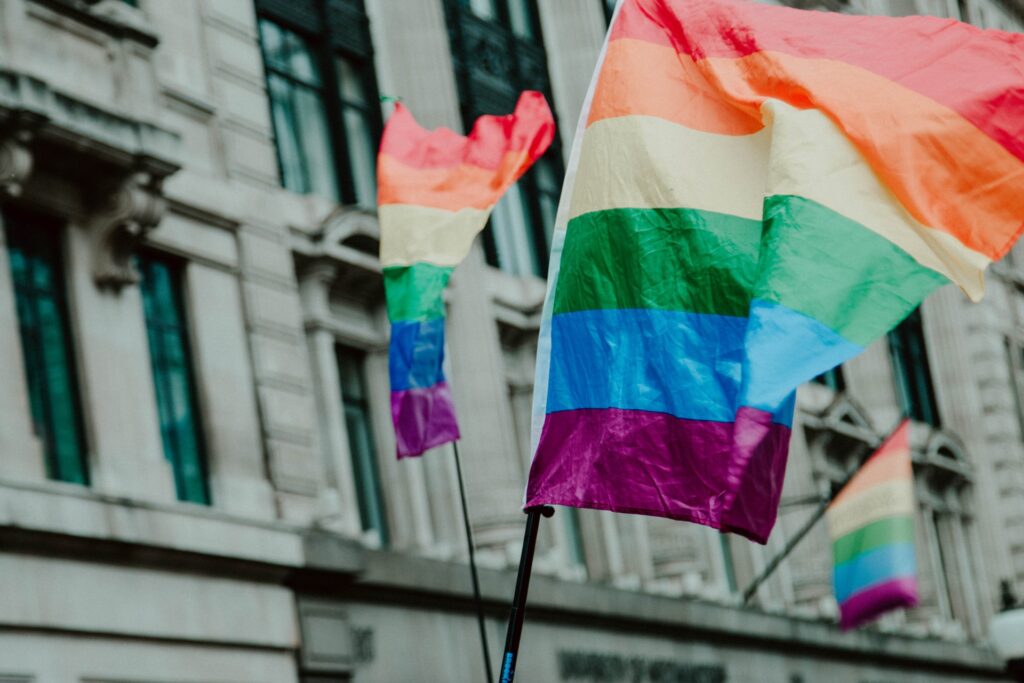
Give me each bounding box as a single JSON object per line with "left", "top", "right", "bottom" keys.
{"left": 758, "top": 195, "right": 948, "bottom": 346}
{"left": 833, "top": 515, "right": 916, "bottom": 567}
{"left": 554, "top": 207, "right": 761, "bottom": 318}
{"left": 383, "top": 262, "right": 453, "bottom": 322}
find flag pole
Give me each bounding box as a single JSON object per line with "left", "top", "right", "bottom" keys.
{"left": 741, "top": 420, "right": 905, "bottom": 605}
{"left": 452, "top": 440, "right": 495, "bottom": 683}
{"left": 498, "top": 505, "right": 554, "bottom": 683}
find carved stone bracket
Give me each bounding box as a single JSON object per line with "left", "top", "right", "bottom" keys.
{"left": 87, "top": 169, "right": 167, "bottom": 289}
{"left": 0, "top": 129, "right": 34, "bottom": 199}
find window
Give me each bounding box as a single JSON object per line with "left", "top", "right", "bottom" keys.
{"left": 336, "top": 346, "right": 389, "bottom": 545}
{"left": 446, "top": 0, "right": 564, "bottom": 277}
{"left": 1005, "top": 338, "right": 1024, "bottom": 441}
{"left": 563, "top": 507, "right": 587, "bottom": 570}
{"left": 889, "top": 308, "right": 940, "bottom": 426}
{"left": 139, "top": 256, "right": 210, "bottom": 504}
{"left": 811, "top": 366, "right": 846, "bottom": 392}
{"left": 602, "top": 0, "right": 617, "bottom": 23}
{"left": 5, "top": 213, "right": 88, "bottom": 485}
{"left": 257, "top": 0, "right": 381, "bottom": 205}
{"left": 719, "top": 534, "right": 738, "bottom": 593}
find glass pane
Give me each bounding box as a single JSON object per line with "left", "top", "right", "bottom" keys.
{"left": 720, "top": 534, "right": 737, "bottom": 592}
{"left": 563, "top": 508, "right": 586, "bottom": 568}
{"left": 507, "top": 0, "right": 535, "bottom": 38}
{"left": 139, "top": 257, "right": 210, "bottom": 505}
{"left": 343, "top": 108, "right": 378, "bottom": 206}
{"left": 336, "top": 56, "right": 369, "bottom": 105}
{"left": 490, "top": 183, "right": 539, "bottom": 276}
{"left": 267, "top": 75, "right": 340, "bottom": 201}
{"left": 463, "top": 0, "right": 498, "bottom": 19}
{"left": 337, "top": 347, "right": 389, "bottom": 545}
{"left": 5, "top": 221, "right": 88, "bottom": 485}
{"left": 258, "top": 19, "right": 321, "bottom": 86}
{"left": 336, "top": 58, "right": 378, "bottom": 206}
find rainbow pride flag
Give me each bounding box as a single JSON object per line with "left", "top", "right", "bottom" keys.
{"left": 379, "top": 92, "right": 554, "bottom": 457}
{"left": 525, "top": 0, "right": 1024, "bottom": 542}
{"left": 827, "top": 422, "right": 918, "bottom": 630}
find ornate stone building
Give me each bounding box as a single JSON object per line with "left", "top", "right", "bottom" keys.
{"left": 0, "top": 0, "right": 1021, "bottom": 681}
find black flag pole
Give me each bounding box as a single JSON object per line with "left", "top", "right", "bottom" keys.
{"left": 498, "top": 505, "right": 554, "bottom": 683}
{"left": 451, "top": 441, "right": 495, "bottom": 683}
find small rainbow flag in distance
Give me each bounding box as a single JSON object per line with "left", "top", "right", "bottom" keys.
{"left": 827, "top": 421, "right": 918, "bottom": 630}
{"left": 525, "top": 0, "right": 1024, "bottom": 543}
{"left": 378, "top": 92, "right": 554, "bottom": 457}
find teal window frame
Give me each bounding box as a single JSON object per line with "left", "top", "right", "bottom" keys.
{"left": 139, "top": 254, "right": 211, "bottom": 505}
{"left": 336, "top": 345, "right": 389, "bottom": 545}
{"left": 5, "top": 211, "right": 89, "bottom": 485}
{"left": 445, "top": 0, "right": 564, "bottom": 278}
{"left": 256, "top": 0, "right": 383, "bottom": 206}
{"left": 889, "top": 308, "right": 940, "bottom": 426}
{"left": 811, "top": 366, "right": 846, "bottom": 392}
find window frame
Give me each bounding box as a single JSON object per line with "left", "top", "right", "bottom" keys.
{"left": 445, "top": 0, "right": 564, "bottom": 278}
{"left": 4, "top": 209, "right": 89, "bottom": 485}
{"left": 888, "top": 308, "right": 941, "bottom": 426}
{"left": 256, "top": 0, "right": 384, "bottom": 206}
{"left": 138, "top": 251, "right": 212, "bottom": 505}
{"left": 335, "top": 344, "right": 390, "bottom": 546}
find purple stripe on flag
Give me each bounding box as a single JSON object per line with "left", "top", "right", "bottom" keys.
{"left": 525, "top": 406, "right": 791, "bottom": 543}
{"left": 839, "top": 576, "right": 918, "bottom": 630}
{"left": 391, "top": 382, "right": 460, "bottom": 458}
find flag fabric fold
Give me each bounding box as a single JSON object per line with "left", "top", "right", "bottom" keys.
{"left": 525, "top": 0, "right": 1024, "bottom": 542}
{"left": 827, "top": 421, "right": 918, "bottom": 630}
{"left": 379, "top": 92, "right": 555, "bottom": 457}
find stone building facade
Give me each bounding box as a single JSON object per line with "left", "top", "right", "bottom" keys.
{"left": 0, "top": 0, "right": 1021, "bottom": 681}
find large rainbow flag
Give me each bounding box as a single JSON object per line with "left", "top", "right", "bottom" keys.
{"left": 525, "top": 0, "right": 1024, "bottom": 542}
{"left": 827, "top": 421, "right": 918, "bottom": 630}
{"left": 379, "top": 92, "right": 554, "bottom": 457}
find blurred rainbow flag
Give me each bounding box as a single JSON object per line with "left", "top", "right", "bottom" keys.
{"left": 525, "top": 0, "right": 1024, "bottom": 542}
{"left": 827, "top": 422, "right": 918, "bottom": 630}
{"left": 378, "top": 92, "right": 554, "bottom": 457}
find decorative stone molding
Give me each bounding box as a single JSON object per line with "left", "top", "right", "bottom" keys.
{"left": 293, "top": 207, "right": 383, "bottom": 305}
{"left": 87, "top": 169, "right": 167, "bottom": 288}
{"left": 0, "top": 129, "right": 33, "bottom": 199}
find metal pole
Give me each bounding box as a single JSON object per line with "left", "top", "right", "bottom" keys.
{"left": 452, "top": 441, "right": 494, "bottom": 683}
{"left": 741, "top": 496, "right": 831, "bottom": 605}
{"left": 499, "top": 505, "right": 554, "bottom": 683}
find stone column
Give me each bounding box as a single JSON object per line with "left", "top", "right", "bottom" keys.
{"left": 185, "top": 262, "right": 275, "bottom": 518}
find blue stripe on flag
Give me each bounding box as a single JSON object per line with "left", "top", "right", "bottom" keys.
{"left": 834, "top": 542, "right": 917, "bottom": 604}
{"left": 546, "top": 308, "right": 793, "bottom": 425}
{"left": 741, "top": 299, "right": 863, "bottom": 414}
{"left": 389, "top": 318, "right": 447, "bottom": 391}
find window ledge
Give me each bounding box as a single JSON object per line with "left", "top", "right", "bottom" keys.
{"left": 29, "top": 0, "right": 159, "bottom": 48}
{"left": 0, "top": 475, "right": 304, "bottom": 568}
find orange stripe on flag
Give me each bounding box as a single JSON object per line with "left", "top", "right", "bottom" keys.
{"left": 378, "top": 150, "right": 533, "bottom": 211}
{"left": 589, "top": 39, "right": 763, "bottom": 135}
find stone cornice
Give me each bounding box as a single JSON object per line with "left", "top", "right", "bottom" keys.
{"left": 29, "top": 0, "right": 159, "bottom": 48}
{"left": 0, "top": 69, "right": 181, "bottom": 176}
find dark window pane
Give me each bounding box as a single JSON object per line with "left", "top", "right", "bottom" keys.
{"left": 259, "top": 19, "right": 340, "bottom": 201}
{"left": 812, "top": 366, "right": 846, "bottom": 392}
{"left": 139, "top": 256, "right": 210, "bottom": 505}
{"left": 446, "top": 0, "right": 563, "bottom": 277}
{"left": 336, "top": 346, "right": 389, "bottom": 545}
{"left": 5, "top": 217, "right": 88, "bottom": 485}
{"left": 888, "top": 308, "right": 939, "bottom": 426}
{"left": 336, "top": 56, "right": 378, "bottom": 206}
